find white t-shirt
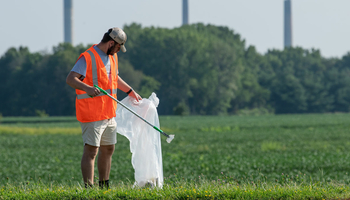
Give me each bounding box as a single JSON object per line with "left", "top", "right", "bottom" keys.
{"left": 71, "top": 46, "right": 118, "bottom": 82}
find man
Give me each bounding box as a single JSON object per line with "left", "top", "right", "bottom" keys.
{"left": 66, "top": 27, "right": 142, "bottom": 189}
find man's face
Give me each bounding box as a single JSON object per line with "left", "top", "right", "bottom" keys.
{"left": 107, "top": 41, "right": 120, "bottom": 55}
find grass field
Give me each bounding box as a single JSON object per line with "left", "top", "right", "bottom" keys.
{"left": 1, "top": 113, "right": 350, "bottom": 199}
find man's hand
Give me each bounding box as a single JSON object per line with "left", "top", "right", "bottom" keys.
{"left": 129, "top": 90, "right": 142, "bottom": 102}
{"left": 86, "top": 86, "right": 101, "bottom": 97}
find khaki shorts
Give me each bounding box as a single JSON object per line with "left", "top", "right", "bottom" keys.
{"left": 80, "top": 118, "right": 117, "bottom": 147}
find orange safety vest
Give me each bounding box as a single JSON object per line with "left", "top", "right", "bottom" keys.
{"left": 75, "top": 45, "right": 118, "bottom": 123}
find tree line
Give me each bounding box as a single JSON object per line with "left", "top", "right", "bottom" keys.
{"left": 0, "top": 23, "right": 349, "bottom": 116}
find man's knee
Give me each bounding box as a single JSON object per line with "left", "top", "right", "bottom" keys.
{"left": 100, "top": 145, "right": 115, "bottom": 156}
{"left": 83, "top": 144, "right": 99, "bottom": 159}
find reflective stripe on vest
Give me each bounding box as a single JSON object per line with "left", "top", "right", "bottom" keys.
{"left": 87, "top": 50, "right": 98, "bottom": 86}
{"left": 77, "top": 89, "right": 118, "bottom": 99}
{"left": 113, "top": 54, "right": 117, "bottom": 69}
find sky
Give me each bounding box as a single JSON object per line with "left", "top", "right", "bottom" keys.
{"left": 0, "top": 0, "right": 349, "bottom": 58}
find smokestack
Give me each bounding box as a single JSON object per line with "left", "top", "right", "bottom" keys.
{"left": 64, "top": 0, "right": 73, "bottom": 44}
{"left": 182, "top": 0, "right": 189, "bottom": 25}
{"left": 284, "top": 0, "right": 292, "bottom": 48}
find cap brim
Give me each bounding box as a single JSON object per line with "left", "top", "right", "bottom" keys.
{"left": 121, "top": 45, "right": 127, "bottom": 53}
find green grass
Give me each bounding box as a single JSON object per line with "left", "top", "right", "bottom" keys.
{"left": 0, "top": 116, "right": 78, "bottom": 128}
{"left": 1, "top": 178, "right": 350, "bottom": 199}
{"left": 1, "top": 113, "right": 350, "bottom": 199}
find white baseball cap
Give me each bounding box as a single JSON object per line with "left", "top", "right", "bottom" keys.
{"left": 109, "top": 27, "right": 127, "bottom": 52}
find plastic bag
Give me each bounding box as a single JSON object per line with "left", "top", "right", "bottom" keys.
{"left": 115, "top": 92, "right": 163, "bottom": 188}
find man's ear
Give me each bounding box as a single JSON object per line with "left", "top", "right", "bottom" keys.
{"left": 109, "top": 41, "right": 114, "bottom": 48}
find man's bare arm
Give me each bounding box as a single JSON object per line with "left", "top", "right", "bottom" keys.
{"left": 66, "top": 71, "right": 101, "bottom": 97}
{"left": 117, "top": 76, "right": 142, "bottom": 101}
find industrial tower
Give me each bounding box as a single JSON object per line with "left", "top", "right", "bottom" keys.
{"left": 284, "top": 0, "right": 292, "bottom": 48}
{"left": 182, "top": 0, "right": 189, "bottom": 25}
{"left": 64, "top": 0, "right": 73, "bottom": 44}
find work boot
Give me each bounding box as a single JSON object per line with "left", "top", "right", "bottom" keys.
{"left": 99, "top": 180, "right": 110, "bottom": 190}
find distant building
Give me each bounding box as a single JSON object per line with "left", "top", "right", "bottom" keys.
{"left": 284, "top": 0, "right": 292, "bottom": 48}
{"left": 182, "top": 0, "right": 189, "bottom": 25}
{"left": 64, "top": 0, "right": 73, "bottom": 44}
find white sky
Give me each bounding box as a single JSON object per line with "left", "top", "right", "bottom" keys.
{"left": 0, "top": 0, "right": 349, "bottom": 58}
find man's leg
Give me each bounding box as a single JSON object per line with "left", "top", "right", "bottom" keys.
{"left": 81, "top": 144, "right": 99, "bottom": 186}
{"left": 98, "top": 144, "right": 115, "bottom": 188}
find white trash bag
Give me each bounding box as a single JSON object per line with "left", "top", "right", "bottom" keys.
{"left": 115, "top": 92, "right": 163, "bottom": 188}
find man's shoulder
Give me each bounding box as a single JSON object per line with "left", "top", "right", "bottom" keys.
{"left": 72, "top": 56, "right": 87, "bottom": 73}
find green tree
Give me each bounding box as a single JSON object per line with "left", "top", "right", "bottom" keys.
{"left": 329, "top": 52, "right": 350, "bottom": 112}
{"left": 123, "top": 23, "right": 247, "bottom": 115}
